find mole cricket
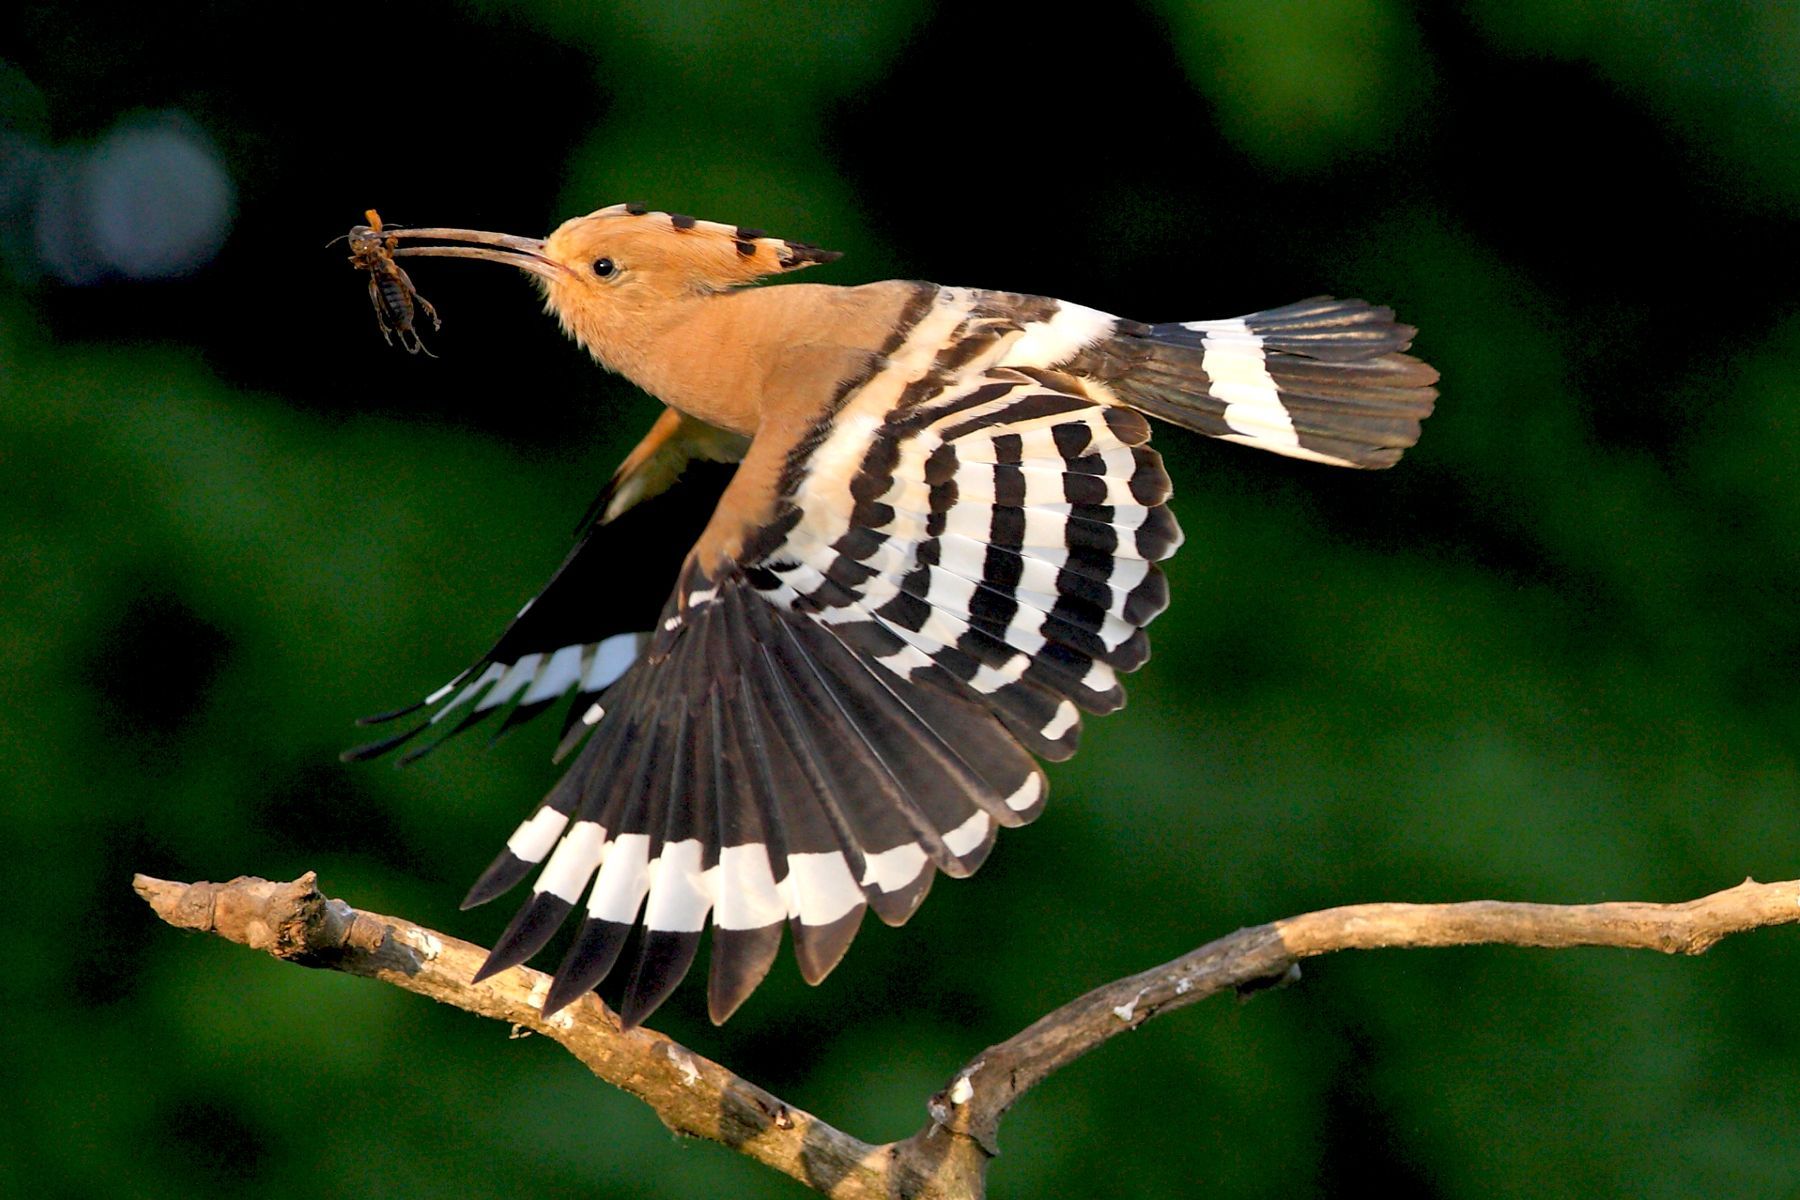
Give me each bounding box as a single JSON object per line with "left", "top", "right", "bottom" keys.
{"left": 346, "top": 209, "right": 440, "bottom": 355}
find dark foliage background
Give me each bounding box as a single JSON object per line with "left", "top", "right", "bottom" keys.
{"left": 5, "top": 3, "right": 1798, "bottom": 1196}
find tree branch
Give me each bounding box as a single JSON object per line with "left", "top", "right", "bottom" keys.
{"left": 933, "top": 879, "right": 1800, "bottom": 1152}
{"left": 135, "top": 872, "right": 1800, "bottom": 1198}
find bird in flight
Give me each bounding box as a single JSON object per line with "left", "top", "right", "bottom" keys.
{"left": 343, "top": 203, "right": 1438, "bottom": 1028}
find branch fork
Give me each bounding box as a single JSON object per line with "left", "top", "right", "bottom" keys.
{"left": 135, "top": 872, "right": 1800, "bottom": 1200}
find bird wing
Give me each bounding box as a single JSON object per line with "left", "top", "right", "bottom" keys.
{"left": 463, "top": 355, "right": 1181, "bottom": 1028}
{"left": 342, "top": 414, "right": 744, "bottom": 767}
{"left": 573, "top": 405, "right": 750, "bottom": 533}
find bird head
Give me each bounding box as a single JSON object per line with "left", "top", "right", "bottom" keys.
{"left": 383, "top": 204, "right": 841, "bottom": 364}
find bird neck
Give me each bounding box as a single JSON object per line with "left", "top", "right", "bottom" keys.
{"left": 556, "top": 281, "right": 933, "bottom": 439}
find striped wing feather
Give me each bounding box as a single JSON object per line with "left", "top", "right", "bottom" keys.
{"left": 468, "top": 367, "right": 1179, "bottom": 1026}
{"left": 341, "top": 461, "right": 737, "bottom": 766}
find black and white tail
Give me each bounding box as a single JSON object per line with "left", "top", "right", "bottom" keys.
{"left": 1076, "top": 296, "right": 1438, "bottom": 469}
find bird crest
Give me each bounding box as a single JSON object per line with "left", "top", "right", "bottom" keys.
{"left": 546, "top": 203, "right": 842, "bottom": 294}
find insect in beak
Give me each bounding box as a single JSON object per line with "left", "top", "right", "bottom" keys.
{"left": 347, "top": 209, "right": 441, "bottom": 355}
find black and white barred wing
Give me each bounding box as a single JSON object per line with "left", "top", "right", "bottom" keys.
{"left": 342, "top": 457, "right": 738, "bottom": 766}
{"left": 466, "top": 367, "right": 1181, "bottom": 1027}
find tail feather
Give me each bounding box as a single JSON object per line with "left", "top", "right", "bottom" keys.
{"left": 1215, "top": 295, "right": 1417, "bottom": 359}
{"left": 1103, "top": 297, "right": 1438, "bottom": 469}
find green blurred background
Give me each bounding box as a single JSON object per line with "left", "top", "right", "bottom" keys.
{"left": 5, "top": 2, "right": 1799, "bottom": 1196}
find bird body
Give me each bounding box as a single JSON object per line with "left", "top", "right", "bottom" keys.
{"left": 346, "top": 203, "right": 1439, "bottom": 1027}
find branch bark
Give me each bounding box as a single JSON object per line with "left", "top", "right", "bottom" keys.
{"left": 135, "top": 872, "right": 1800, "bottom": 1198}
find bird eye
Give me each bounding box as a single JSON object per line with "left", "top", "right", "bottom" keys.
{"left": 592, "top": 257, "right": 616, "bottom": 278}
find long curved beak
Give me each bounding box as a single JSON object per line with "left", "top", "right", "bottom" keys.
{"left": 382, "top": 226, "right": 570, "bottom": 282}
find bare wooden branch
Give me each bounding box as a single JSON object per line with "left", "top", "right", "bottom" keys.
{"left": 933, "top": 878, "right": 1800, "bottom": 1152}
{"left": 136, "top": 872, "right": 1800, "bottom": 1199}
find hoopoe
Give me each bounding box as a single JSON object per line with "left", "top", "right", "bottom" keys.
{"left": 344, "top": 203, "right": 1439, "bottom": 1028}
